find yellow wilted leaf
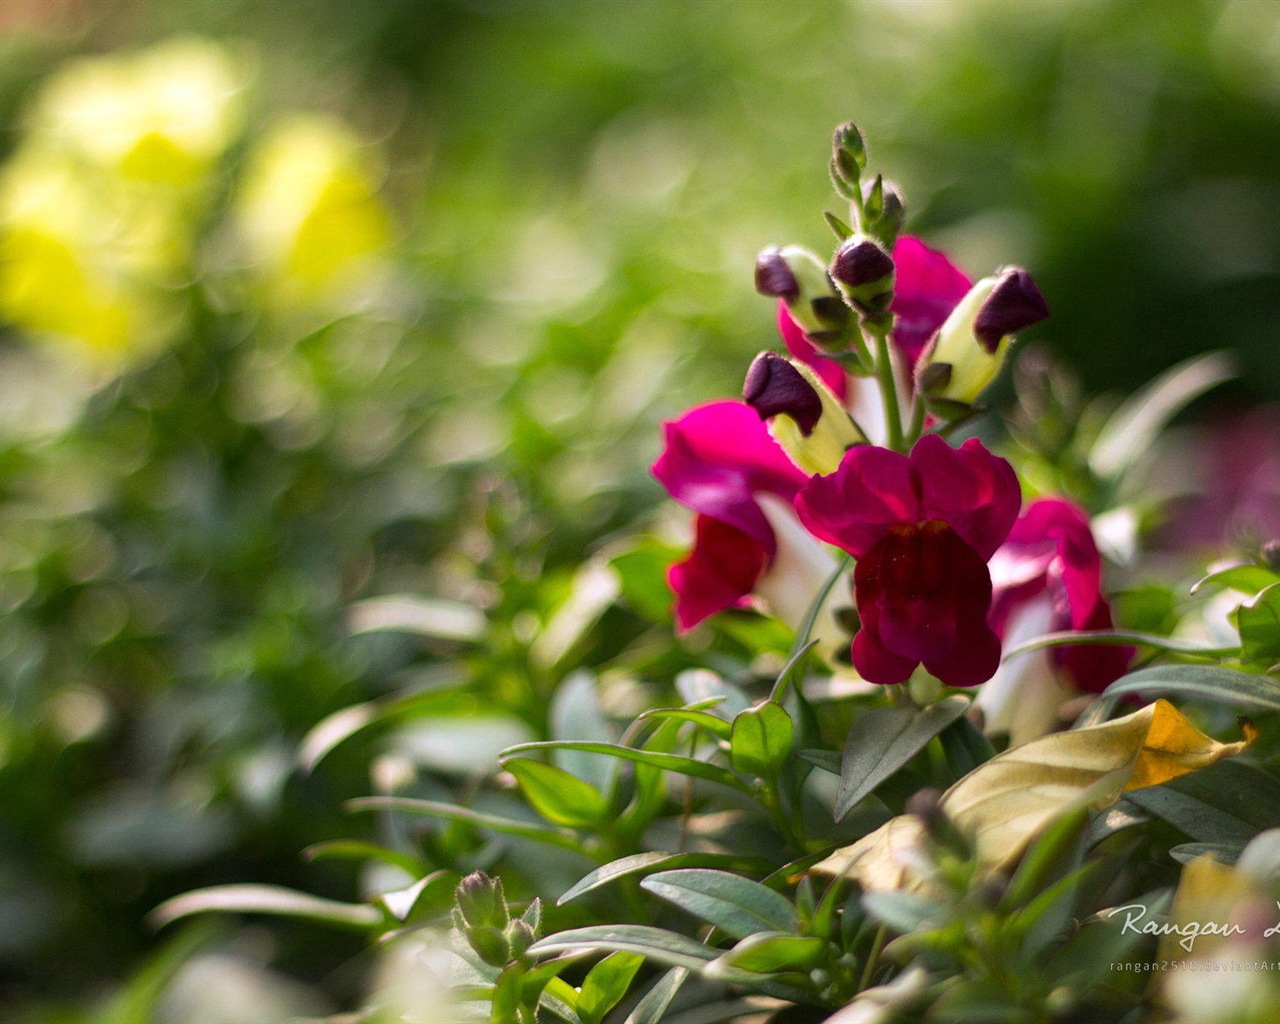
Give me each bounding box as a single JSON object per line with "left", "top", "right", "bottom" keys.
{"left": 813, "top": 699, "right": 1252, "bottom": 892}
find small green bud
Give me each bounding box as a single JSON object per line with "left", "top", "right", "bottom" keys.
{"left": 832, "top": 121, "right": 867, "bottom": 183}
{"left": 466, "top": 925, "right": 511, "bottom": 967}
{"left": 862, "top": 178, "right": 906, "bottom": 246}
{"left": 504, "top": 918, "right": 536, "bottom": 961}
{"left": 455, "top": 871, "right": 508, "bottom": 931}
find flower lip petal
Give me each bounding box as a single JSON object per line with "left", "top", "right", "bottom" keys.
{"left": 913, "top": 434, "right": 1021, "bottom": 561}
{"left": 795, "top": 444, "right": 920, "bottom": 557}
{"left": 652, "top": 400, "right": 807, "bottom": 549}
{"left": 743, "top": 351, "right": 822, "bottom": 436}
{"left": 670, "top": 514, "right": 768, "bottom": 632}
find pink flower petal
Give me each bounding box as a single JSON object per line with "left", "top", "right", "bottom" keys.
{"left": 652, "top": 401, "right": 807, "bottom": 550}
{"left": 794, "top": 445, "right": 920, "bottom": 557}
{"left": 990, "top": 497, "right": 1132, "bottom": 693}
{"left": 913, "top": 435, "right": 1022, "bottom": 561}
{"left": 889, "top": 236, "right": 972, "bottom": 365}
{"left": 776, "top": 302, "right": 848, "bottom": 401}
{"left": 670, "top": 515, "right": 768, "bottom": 631}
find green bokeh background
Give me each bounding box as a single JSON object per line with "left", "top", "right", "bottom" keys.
{"left": 1, "top": 0, "right": 1278, "bottom": 1017}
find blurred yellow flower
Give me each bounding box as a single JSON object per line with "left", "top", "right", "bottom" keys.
{"left": 234, "top": 114, "right": 392, "bottom": 302}
{"left": 0, "top": 38, "right": 246, "bottom": 369}
{"left": 32, "top": 36, "right": 246, "bottom": 185}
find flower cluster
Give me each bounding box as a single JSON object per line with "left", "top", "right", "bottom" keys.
{"left": 653, "top": 124, "right": 1128, "bottom": 733}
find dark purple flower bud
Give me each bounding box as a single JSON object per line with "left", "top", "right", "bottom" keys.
{"left": 754, "top": 246, "right": 800, "bottom": 300}
{"left": 973, "top": 267, "right": 1049, "bottom": 353}
{"left": 743, "top": 351, "right": 822, "bottom": 436}
{"left": 830, "top": 236, "right": 894, "bottom": 290}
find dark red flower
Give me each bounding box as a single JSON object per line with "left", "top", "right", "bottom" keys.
{"left": 795, "top": 434, "right": 1020, "bottom": 686}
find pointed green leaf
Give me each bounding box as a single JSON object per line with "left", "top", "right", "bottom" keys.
{"left": 622, "top": 967, "right": 687, "bottom": 1024}
{"left": 1192, "top": 563, "right": 1280, "bottom": 597}
{"left": 1236, "top": 582, "right": 1280, "bottom": 665}
{"left": 1089, "top": 350, "right": 1234, "bottom": 480}
{"left": 527, "top": 926, "right": 716, "bottom": 971}
{"left": 558, "top": 851, "right": 775, "bottom": 905}
{"left": 577, "top": 952, "right": 645, "bottom": 1024}
{"left": 705, "top": 931, "right": 827, "bottom": 975}
{"left": 345, "top": 796, "right": 585, "bottom": 852}
{"left": 835, "top": 697, "right": 971, "bottom": 820}
{"left": 1077, "top": 665, "right": 1280, "bottom": 727}
{"left": 640, "top": 869, "right": 795, "bottom": 939}
{"left": 730, "top": 701, "right": 794, "bottom": 777}
{"left": 501, "top": 741, "right": 748, "bottom": 793}
{"left": 505, "top": 758, "right": 611, "bottom": 830}
{"left": 150, "top": 884, "right": 380, "bottom": 931}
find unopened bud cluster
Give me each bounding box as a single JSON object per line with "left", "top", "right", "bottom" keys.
{"left": 453, "top": 871, "right": 541, "bottom": 968}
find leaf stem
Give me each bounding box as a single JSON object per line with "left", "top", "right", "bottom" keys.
{"left": 859, "top": 923, "right": 888, "bottom": 992}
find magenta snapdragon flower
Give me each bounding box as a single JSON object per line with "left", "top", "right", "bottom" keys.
{"left": 988, "top": 498, "right": 1133, "bottom": 691}
{"left": 794, "top": 434, "right": 1021, "bottom": 686}
{"left": 651, "top": 401, "right": 810, "bottom": 631}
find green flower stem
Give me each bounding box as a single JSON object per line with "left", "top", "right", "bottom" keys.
{"left": 859, "top": 923, "right": 888, "bottom": 992}
{"left": 871, "top": 326, "right": 904, "bottom": 453}
{"left": 906, "top": 392, "right": 926, "bottom": 448}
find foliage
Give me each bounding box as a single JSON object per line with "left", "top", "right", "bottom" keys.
{"left": 3, "top": 3, "right": 1280, "bottom": 1022}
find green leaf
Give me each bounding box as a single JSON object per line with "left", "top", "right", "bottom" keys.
{"left": 378, "top": 871, "right": 453, "bottom": 922}
{"left": 622, "top": 967, "right": 687, "bottom": 1024}
{"left": 1002, "top": 629, "right": 1234, "bottom": 660}
{"left": 297, "top": 670, "right": 470, "bottom": 771}
{"left": 1125, "top": 759, "right": 1280, "bottom": 845}
{"left": 799, "top": 749, "right": 842, "bottom": 774}
{"left": 937, "top": 711, "right": 996, "bottom": 779}
{"left": 1191, "top": 564, "right": 1280, "bottom": 597}
{"left": 1077, "top": 665, "right": 1280, "bottom": 726}
{"left": 501, "top": 741, "right": 748, "bottom": 794}
{"left": 577, "top": 952, "right": 645, "bottom": 1024}
{"left": 640, "top": 869, "right": 795, "bottom": 939}
{"left": 835, "top": 697, "right": 971, "bottom": 821}
{"left": 149, "top": 884, "right": 380, "bottom": 931}
{"left": 705, "top": 931, "right": 827, "bottom": 975}
{"left": 729, "top": 701, "right": 795, "bottom": 777}
{"left": 1000, "top": 804, "right": 1090, "bottom": 911}
{"left": 527, "top": 926, "right": 716, "bottom": 971}
{"left": 550, "top": 672, "right": 618, "bottom": 792}
{"left": 637, "top": 707, "right": 732, "bottom": 740}
{"left": 345, "top": 797, "right": 585, "bottom": 853}
{"left": 861, "top": 891, "right": 946, "bottom": 934}
{"left": 505, "top": 758, "right": 611, "bottom": 830}
{"left": 675, "top": 670, "right": 752, "bottom": 720}
{"left": 558, "top": 851, "right": 775, "bottom": 905}
{"left": 1236, "top": 583, "right": 1280, "bottom": 665}
{"left": 1089, "top": 350, "right": 1234, "bottom": 480}
{"left": 347, "top": 593, "right": 487, "bottom": 642}
{"left": 302, "top": 840, "right": 425, "bottom": 879}
{"left": 1170, "top": 842, "right": 1243, "bottom": 865}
